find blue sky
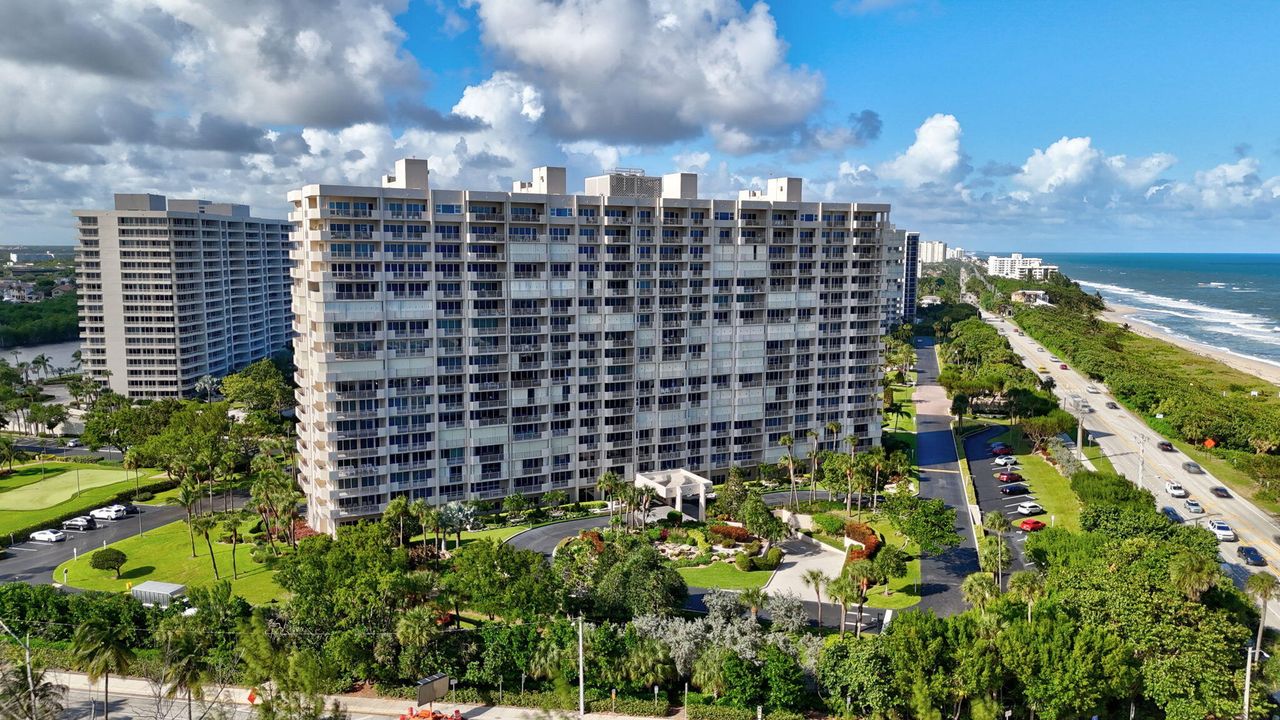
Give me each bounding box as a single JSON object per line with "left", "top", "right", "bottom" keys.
{"left": 4, "top": 0, "right": 1279, "bottom": 252}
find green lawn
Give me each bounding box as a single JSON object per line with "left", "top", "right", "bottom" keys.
{"left": 864, "top": 518, "right": 922, "bottom": 610}
{"left": 1082, "top": 442, "right": 1117, "bottom": 475}
{"left": 0, "top": 462, "right": 169, "bottom": 538}
{"left": 677, "top": 562, "right": 771, "bottom": 590}
{"left": 53, "top": 519, "right": 285, "bottom": 605}
{"left": 1009, "top": 448, "right": 1081, "bottom": 532}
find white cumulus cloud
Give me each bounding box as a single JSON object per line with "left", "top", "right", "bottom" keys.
{"left": 879, "top": 114, "right": 967, "bottom": 188}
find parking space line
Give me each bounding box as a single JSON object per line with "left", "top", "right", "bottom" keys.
{"left": 5, "top": 545, "right": 39, "bottom": 552}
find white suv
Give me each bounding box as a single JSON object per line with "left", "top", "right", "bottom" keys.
{"left": 1165, "top": 481, "right": 1188, "bottom": 498}
{"left": 1208, "top": 520, "right": 1237, "bottom": 542}
{"left": 90, "top": 505, "right": 127, "bottom": 521}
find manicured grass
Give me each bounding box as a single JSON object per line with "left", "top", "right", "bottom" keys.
{"left": 1010, "top": 449, "right": 1081, "bottom": 532}
{"left": 0, "top": 463, "right": 169, "bottom": 538}
{"left": 53, "top": 519, "right": 285, "bottom": 605}
{"left": 864, "top": 518, "right": 921, "bottom": 610}
{"left": 677, "top": 562, "right": 771, "bottom": 590}
{"left": 413, "top": 523, "right": 532, "bottom": 549}
{"left": 1082, "top": 442, "right": 1117, "bottom": 475}
{"left": 886, "top": 381, "right": 917, "bottom": 434}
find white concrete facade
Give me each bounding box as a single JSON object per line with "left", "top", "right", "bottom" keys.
{"left": 289, "top": 160, "right": 889, "bottom": 534}
{"left": 986, "top": 253, "right": 1059, "bottom": 280}
{"left": 74, "top": 194, "right": 291, "bottom": 398}
{"left": 918, "top": 240, "right": 947, "bottom": 265}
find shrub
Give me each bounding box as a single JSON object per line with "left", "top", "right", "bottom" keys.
{"left": 667, "top": 510, "right": 684, "bottom": 525}
{"left": 89, "top": 548, "right": 127, "bottom": 578}
{"left": 709, "top": 524, "right": 752, "bottom": 542}
{"left": 844, "top": 522, "right": 881, "bottom": 562}
{"left": 688, "top": 529, "right": 710, "bottom": 551}
{"left": 744, "top": 540, "right": 762, "bottom": 557}
{"left": 812, "top": 513, "right": 846, "bottom": 535}
{"left": 734, "top": 552, "right": 754, "bottom": 572}
{"left": 131, "top": 490, "right": 155, "bottom": 502}
{"left": 753, "top": 546, "right": 783, "bottom": 571}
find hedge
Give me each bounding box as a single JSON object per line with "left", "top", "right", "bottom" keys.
{"left": 844, "top": 521, "right": 881, "bottom": 563}
{"left": 445, "top": 687, "right": 671, "bottom": 716}
{"left": 812, "top": 512, "right": 845, "bottom": 535}
{"left": 2, "top": 476, "right": 179, "bottom": 548}
{"left": 687, "top": 706, "right": 802, "bottom": 720}
{"left": 708, "top": 524, "right": 751, "bottom": 542}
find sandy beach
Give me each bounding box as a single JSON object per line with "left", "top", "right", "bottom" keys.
{"left": 1101, "top": 303, "right": 1280, "bottom": 388}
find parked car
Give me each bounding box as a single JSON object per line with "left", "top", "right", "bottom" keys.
{"left": 992, "top": 446, "right": 1014, "bottom": 456}
{"left": 1208, "top": 520, "right": 1237, "bottom": 542}
{"left": 61, "top": 516, "right": 97, "bottom": 531}
{"left": 90, "top": 505, "right": 127, "bottom": 521}
{"left": 117, "top": 502, "right": 141, "bottom": 515}
{"left": 1237, "top": 546, "right": 1267, "bottom": 567}
{"left": 66, "top": 438, "right": 81, "bottom": 447}
{"left": 30, "top": 529, "right": 66, "bottom": 543}
{"left": 1157, "top": 440, "right": 1175, "bottom": 452}
{"left": 1016, "top": 501, "right": 1044, "bottom": 516}
{"left": 1105, "top": 401, "right": 1119, "bottom": 410}
{"left": 997, "top": 471, "right": 1024, "bottom": 483}
{"left": 1059, "top": 363, "right": 1069, "bottom": 370}
{"left": 1183, "top": 499, "right": 1204, "bottom": 514}
{"left": 1165, "top": 481, "right": 1188, "bottom": 498}
{"left": 1182, "top": 461, "right": 1204, "bottom": 474}
{"left": 1209, "top": 487, "right": 1232, "bottom": 499}
{"left": 993, "top": 455, "right": 1019, "bottom": 467}
{"left": 1018, "top": 518, "right": 1047, "bottom": 532}
{"left": 999, "top": 483, "right": 1029, "bottom": 496}
{"left": 1161, "top": 506, "right": 1184, "bottom": 523}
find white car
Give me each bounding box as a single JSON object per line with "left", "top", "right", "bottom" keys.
{"left": 90, "top": 505, "right": 127, "bottom": 521}
{"left": 1016, "top": 501, "right": 1044, "bottom": 516}
{"left": 993, "top": 456, "right": 1019, "bottom": 467}
{"left": 30, "top": 529, "right": 66, "bottom": 543}
{"left": 1049, "top": 356, "right": 1061, "bottom": 363}
{"left": 1086, "top": 385, "right": 1100, "bottom": 394}
{"left": 1165, "top": 481, "right": 1188, "bottom": 498}
{"left": 1208, "top": 520, "right": 1237, "bottom": 542}
{"left": 66, "top": 439, "right": 81, "bottom": 447}
{"left": 1036, "top": 346, "right": 1046, "bottom": 353}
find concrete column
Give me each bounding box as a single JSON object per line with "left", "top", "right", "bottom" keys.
{"left": 698, "top": 485, "right": 706, "bottom": 520}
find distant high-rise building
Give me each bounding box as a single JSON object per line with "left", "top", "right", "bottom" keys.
{"left": 288, "top": 159, "right": 891, "bottom": 534}
{"left": 883, "top": 228, "right": 918, "bottom": 328}
{"left": 945, "top": 246, "right": 965, "bottom": 260}
{"left": 986, "top": 253, "right": 1059, "bottom": 280}
{"left": 74, "top": 194, "right": 292, "bottom": 398}
{"left": 918, "top": 240, "right": 947, "bottom": 265}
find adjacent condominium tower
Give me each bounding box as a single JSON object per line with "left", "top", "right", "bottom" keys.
{"left": 74, "top": 194, "right": 292, "bottom": 398}
{"left": 883, "top": 228, "right": 919, "bottom": 328}
{"left": 290, "top": 159, "right": 889, "bottom": 534}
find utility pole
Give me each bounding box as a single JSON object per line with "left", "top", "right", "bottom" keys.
{"left": 1075, "top": 410, "right": 1084, "bottom": 462}
{"left": 1244, "top": 643, "right": 1254, "bottom": 720}
{"left": 577, "top": 614, "right": 585, "bottom": 718}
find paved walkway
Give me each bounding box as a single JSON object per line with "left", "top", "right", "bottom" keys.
{"left": 762, "top": 536, "right": 846, "bottom": 625}
{"left": 912, "top": 337, "right": 980, "bottom": 617}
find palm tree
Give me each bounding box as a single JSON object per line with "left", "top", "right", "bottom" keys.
{"left": 778, "top": 434, "right": 798, "bottom": 509}
{"left": 824, "top": 420, "right": 842, "bottom": 450}
{"left": 0, "top": 657, "right": 66, "bottom": 720}
{"left": 977, "top": 536, "right": 1011, "bottom": 595}
{"left": 191, "top": 514, "right": 220, "bottom": 580}
{"left": 1246, "top": 572, "right": 1279, "bottom": 665}
{"left": 596, "top": 470, "right": 621, "bottom": 524}
{"left": 691, "top": 647, "right": 730, "bottom": 699}
{"left": 961, "top": 572, "right": 998, "bottom": 612}
{"left": 71, "top": 617, "right": 135, "bottom": 720}
{"left": 805, "top": 429, "right": 820, "bottom": 503}
{"left": 219, "top": 511, "right": 245, "bottom": 580}
{"left": 1168, "top": 550, "right": 1218, "bottom": 602}
{"left": 0, "top": 436, "right": 15, "bottom": 474}
{"left": 801, "top": 568, "right": 829, "bottom": 627}
{"left": 159, "top": 629, "right": 206, "bottom": 720}
{"left": 167, "top": 480, "right": 202, "bottom": 558}
{"left": 844, "top": 560, "right": 879, "bottom": 637}
{"left": 827, "top": 576, "right": 855, "bottom": 636}
{"left": 30, "top": 354, "right": 51, "bottom": 381}
{"left": 1007, "top": 570, "right": 1046, "bottom": 623}
{"left": 194, "top": 374, "right": 219, "bottom": 402}
{"left": 981, "top": 510, "right": 1013, "bottom": 589}
{"left": 738, "top": 587, "right": 768, "bottom": 623}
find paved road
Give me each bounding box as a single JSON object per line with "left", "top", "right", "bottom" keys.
{"left": 0, "top": 495, "right": 244, "bottom": 586}
{"left": 11, "top": 438, "right": 123, "bottom": 460}
{"left": 989, "top": 312, "right": 1280, "bottom": 623}
{"left": 912, "top": 337, "right": 980, "bottom": 617}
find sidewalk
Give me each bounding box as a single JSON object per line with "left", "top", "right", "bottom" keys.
{"left": 51, "top": 671, "right": 661, "bottom": 720}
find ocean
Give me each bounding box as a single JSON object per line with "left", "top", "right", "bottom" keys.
{"left": 1036, "top": 253, "right": 1280, "bottom": 368}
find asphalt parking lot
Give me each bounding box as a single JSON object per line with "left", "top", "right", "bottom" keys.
{"left": 962, "top": 426, "right": 1045, "bottom": 573}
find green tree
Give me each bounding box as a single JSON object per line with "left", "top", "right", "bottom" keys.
{"left": 844, "top": 560, "right": 879, "bottom": 638}
{"left": 977, "top": 535, "right": 1011, "bottom": 592}
{"left": 950, "top": 393, "right": 970, "bottom": 430}
{"left": 0, "top": 435, "right": 16, "bottom": 474}
{"left": 89, "top": 548, "right": 127, "bottom": 579}
{"left": 960, "top": 572, "right": 998, "bottom": 612}
{"left": 882, "top": 493, "right": 961, "bottom": 556}
{"left": 716, "top": 466, "right": 748, "bottom": 520}
{"left": 219, "top": 359, "right": 292, "bottom": 414}
{"left": 827, "top": 576, "right": 856, "bottom": 636}
{"left": 778, "top": 434, "right": 799, "bottom": 509}
{"left": 873, "top": 544, "right": 909, "bottom": 596}
{"left": 502, "top": 492, "right": 531, "bottom": 523}
{"left": 71, "top": 617, "right": 135, "bottom": 720}
{"left": 1168, "top": 549, "right": 1218, "bottom": 602}
{"left": 740, "top": 491, "right": 786, "bottom": 543}
{"left": 1007, "top": 569, "right": 1045, "bottom": 622}
{"left": 191, "top": 513, "right": 221, "bottom": 580}
{"left": 801, "top": 568, "right": 829, "bottom": 626}
{"left": 738, "top": 586, "right": 768, "bottom": 623}
{"left": 382, "top": 495, "right": 412, "bottom": 546}
{"left": 692, "top": 647, "right": 731, "bottom": 699}
{"left": 761, "top": 644, "right": 804, "bottom": 711}
{"left": 0, "top": 656, "right": 66, "bottom": 720}
{"left": 721, "top": 654, "right": 765, "bottom": 709}
{"left": 1246, "top": 572, "right": 1279, "bottom": 667}
{"left": 167, "top": 480, "right": 202, "bottom": 558}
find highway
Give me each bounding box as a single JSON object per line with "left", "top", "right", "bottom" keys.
{"left": 986, "top": 312, "right": 1280, "bottom": 618}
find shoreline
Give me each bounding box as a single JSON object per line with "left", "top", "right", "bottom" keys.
{"left": 1100, "top": 303, "right": 1280, "bottom": 388}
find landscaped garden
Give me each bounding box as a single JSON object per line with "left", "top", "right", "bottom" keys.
{"left": 0, "top": 460, "right": 171, "bottom": 539}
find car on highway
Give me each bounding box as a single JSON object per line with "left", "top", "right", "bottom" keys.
{"left": 1016, "top": 330, "right": 1024, "bottom": 336}
{"left": 1209, "top": 487, "right": 1232, "bottom": 499}
{"left": 1016, "top": 501, "right": 1044, "bottom": 515}
{"left": 1105, "top": 401, "right": 1120, "bottom": 410}
{"left": 1059, "top": 363, "right": 1069, "bottom": 370}
{"left": 1161, "top": 506, "right": 1184, "bottom": 523}
{"left": 61, "top": 516, "right": 97, "bottom": 531}
{"left": 1182, "top": 461, "right": 1203, "bottom": 474}
{"left": 1049, "top": 355, "right": 1061, "bottom": 363}
{"left": 1183, "top": 499, "right": 1204, "bottom": 514}
{"left": 1208, "top": 520, "right": 1237, "bottom": 542}
{"left": 1036, "top": 346, "right": 1045, "bottom": 352}
{"left": 90, "top": 505, "right": 128, "bottom": 521}
{"left": 1037, "top": 366, "right": 1048, "bottom": 373}
{"left": 1237, "top": 546, "right": 1267, "bottom": 566}
{"left": 1086, "top": 385, "right": 1100, "bottom": 394}
{"left": 30, "top": 529, "right": 66, "bottom": 543}
{"left": 997, "top": 471, "right": 1024, "bottom": 483}
{"left": 1165, "top": 481, "right": 1188, "bottom": 498}
{"left": 1157, "top": 440, "right": 1175, "bottom": 452}
{"left": 1018, "top": 518, "right": 1047, "bottom": 532}
{"left": 993, "top": 455, "right": 1019, "bottom": 467}
{"left": 999, "top": 483, "right": 1029, "bottom": 496}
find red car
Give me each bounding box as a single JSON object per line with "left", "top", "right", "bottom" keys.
{"left": 992, "top": 446, "right": 1013, "bottom": 456}
{"left": 1018, "top": 518, "right": 1046, "bottom": 532}
{"left": 997, "top": 471, "right": 1024, "bottom": 483}
{"left": 1059, "top": 363, "right": 1068, "bottom": 370}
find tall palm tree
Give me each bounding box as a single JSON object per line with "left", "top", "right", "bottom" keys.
{"left": 167, "top": 480, "right": 202, "bottom": 558}
{"left": 219, "top": 511, "right": 246, "bottom": 580}
{"left": 824, "top": 420, "right": 841, "bottom": 451}
{"left": 71, "top": 618, "right": 135, "bottom": 720}
{"left": 1246, "top": 572, "right": 1279, "bottom": 665}
{"left": 191, "top": 514, "right": 220, "bottom": 580}
{"left": 159, "top": 628, "right": 206, "bottom": 720}
{"left": 194, "top": 374, "right": 218, "bottom": 402}
{"left": 977, "top": 536, "right": 1011, "bottom": 595}
{"left": 981, "top": 511, "right": 1013, "bottom": 589}
{"left": 738, "top": 587, "right": 768, "bottom": 623}
{"left": 827, "top": 576, "right": 855, "bottom": 636}
{"left": 778, "top": 434, "right": 798, "bottom": 509}
{"left": 1007, "top": 570, "right": 1045, "bottom": 623}
{"left": 844, "top": 560, "right": 879, "bottom": 637}
{"left": 0, "top": 657, "right": 66, "bottom": 720}
{"left": 961, "top": 572, "right": 998, "bottom": 612}
{"left": 805, "top": 429, "right": 820, "bottom": 503}
{"left": 801, "top": 568, "right": 829, "bottom": 627}
{"left": 1168, "top": 550, "right": 1218, "bottom": 602}
{"left": 596, "top": 470, "right": 621, "bottom": 524}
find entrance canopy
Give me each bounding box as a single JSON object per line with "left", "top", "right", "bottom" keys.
{"left": 635, "top": 468, "right": 712, "bottom": 520}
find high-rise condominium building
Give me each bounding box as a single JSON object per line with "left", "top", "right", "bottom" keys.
{"left": 918, "top": 240, "right": 947, "bottom": 266}
{"left": 882, "top": 228, "right": 919, "bottom": 329}
{"left": 986, "top": 253, "right": 1059, "bottom": 280}
{"left": 74, "top": 194, "right": 292, "bottom": 398}
{"left": 289, "top": 159, "right": 889, "bottom": 534}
